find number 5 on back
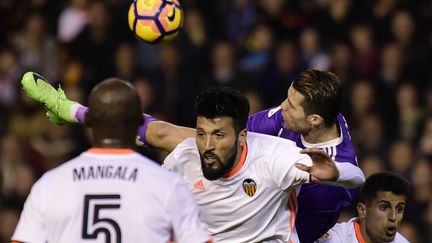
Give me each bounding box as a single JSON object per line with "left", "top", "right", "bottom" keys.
{"left": 82, "top": 194, "right": 122, "bottom": 243}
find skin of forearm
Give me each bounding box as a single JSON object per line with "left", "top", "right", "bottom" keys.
{"left": 146, "top": 121, "right": 196, "bottom": 152}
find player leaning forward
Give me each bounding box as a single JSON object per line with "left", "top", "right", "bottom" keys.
{"left": 21, "top": 72, "right": 365, "bottom": 242}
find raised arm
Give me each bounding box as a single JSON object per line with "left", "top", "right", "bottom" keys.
{"left": 143, "top": 119, "right": 195, "bottom": 152}
{"left": 20, "top": 72, "right": 196, "bottom": 153}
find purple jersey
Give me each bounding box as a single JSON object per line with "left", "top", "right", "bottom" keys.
{"left": 247, "top": 107, "right": 358, "bottom": 243}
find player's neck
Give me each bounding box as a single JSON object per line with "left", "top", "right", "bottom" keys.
{"left": 92, "top": 127, "right": 137, "bottom": 149}
{"left": 359, "top": 220, "right": 375, "bottom": 243}
{"left": 222, "top": 143, "right": 247, "bottom": 179}
{"left": 303, "top": 123, "right": 339, "bottom": 144}
{"left": 92, "top": 136, "right": 136, "bottom": 149}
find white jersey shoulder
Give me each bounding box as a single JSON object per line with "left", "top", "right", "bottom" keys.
{"left": 163, "top": 133, "right": 312, "bottom": 242}
{"left": 12, "top": 150, "right": 209, "bottom": 243}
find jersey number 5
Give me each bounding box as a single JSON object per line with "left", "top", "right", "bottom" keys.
{"left": 82, "top": 194, "right": 122, "bottom": 243}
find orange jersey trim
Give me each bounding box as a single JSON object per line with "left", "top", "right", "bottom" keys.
{"left": 288, "top": 191, "right": 298, "bottom": 237}
{"left": 222, "top": 143, "right": 248, "bottom": 178}
{"left": 87, "top": 148, "right": 135, "bottom": 154}
{"left": 354, "top": 220, "right": 366, "bottom": 243}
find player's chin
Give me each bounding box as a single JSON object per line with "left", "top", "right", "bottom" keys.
{"left": 381, "top": 230, "right": 396, "bottom": 242}
{"left": 202, "top": 169, "right": 223, "bottom": 180}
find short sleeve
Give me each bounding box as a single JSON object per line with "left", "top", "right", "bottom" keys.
{"left": 269, "top": 143, "right": 312, "bottom": 191}
{"left": 167, "top": 176, "right": 210, "bottom": 243}
{"left": 162, "top": 150, "right": 180, "bottom": 173}
{"left": 11, "top": 179, "right": 46, "bottom": 243}
{"left": 163, "top": 139, "right": 197, "bottom": 175}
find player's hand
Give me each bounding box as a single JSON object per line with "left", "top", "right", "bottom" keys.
{"left": 295, "top": 148, "right": 339, "bottom": 182}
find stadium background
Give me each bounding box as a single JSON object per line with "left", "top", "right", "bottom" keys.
{"left": 0, "top": 0, "right": 431, "bottom": 242}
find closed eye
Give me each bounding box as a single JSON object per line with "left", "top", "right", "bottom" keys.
{"left": 196, "top": 132, "right": 205, "bottom": 138}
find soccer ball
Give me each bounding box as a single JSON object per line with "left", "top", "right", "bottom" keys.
{"left": 128, "top": 0, "right": 183, "bottom": 44}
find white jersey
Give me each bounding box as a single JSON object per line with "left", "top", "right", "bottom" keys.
{"left": 163, "top": 132, "right": 313, "bottom": 242}
{"left": 316, "top": 218, "right": 409, "bottom": 243}
{"left": 12, "top": 148, "right": 210, "bottom": 243}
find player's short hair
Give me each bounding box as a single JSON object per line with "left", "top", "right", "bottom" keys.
{"left": 87, "top": 78, "right": 143, "bottom": 127}
{"left": 292, "top": 69, "right": 343, "bottom": 127}
{"left": 194, "top": 87, "right": 250, "bottom": 133}
{"left": 359, "top": 172, "right": 410, "bottom": 204}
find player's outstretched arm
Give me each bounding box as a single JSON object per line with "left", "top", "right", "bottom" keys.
{"left": 296, "top": 148, "right": 365, "bottom": 188}
{"left": 21, "top": 72, "right": 196, "bottom": 153}
{"left": 144, "top": 119, "right": 195, "bottom": 152}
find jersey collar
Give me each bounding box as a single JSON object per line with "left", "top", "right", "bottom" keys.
{"left": 87, "top": 148, "right": 135, "bottom": 154}
{"left": 300, "top": 121, "right": 343, "bottom": 148}
{"left": 354, "top": 219, "right": 367, "bottom": 243}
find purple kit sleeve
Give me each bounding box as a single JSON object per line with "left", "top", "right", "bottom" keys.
{"left": 246, "top": 107, "right": 285, "bottom": 136}
{"left": 137, "top": 113, "right": 159, "bottom": 145}
{"left": 75, "top": 106, "right": 88, "bottom": 124}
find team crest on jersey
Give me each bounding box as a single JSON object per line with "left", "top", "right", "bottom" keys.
{"left": 242, "top": 178, "right": 257, "bottom": 197}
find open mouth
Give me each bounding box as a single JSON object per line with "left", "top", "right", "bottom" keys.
{"left": 203, "top": 153, "right": 217, "bottom": 165}
{"left": 385, "top": 226, "right": 396, "bottom": 237}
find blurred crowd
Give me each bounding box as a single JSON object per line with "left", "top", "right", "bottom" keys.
{"left": 0, "top": 0, "right": 431, "bottom": 242}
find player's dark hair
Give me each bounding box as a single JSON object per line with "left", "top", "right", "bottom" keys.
{"left": 194, "top": 87, "right": 250, "bottom": 133}
{"left": 359, "top": 172, "right": 410, "bottom": 204}
{"left": 292, "top": 69, "right": 343, "bottom": 127}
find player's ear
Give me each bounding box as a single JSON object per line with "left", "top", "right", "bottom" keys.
{"left": 238, "top": 129, "right": 247, "bottom": 146}
{"left": 357, "top": 203, "right": 367, "bottom": 218}
{"left": 307, "top": 114, "right": 323, "bottom": 127}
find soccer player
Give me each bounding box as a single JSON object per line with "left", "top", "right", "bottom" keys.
{"left": 20, "top": 72, "right": 364, "bottom": 242}
{"left": 247, "top": 69, "right": 359, "bottom": 242}
{"left": 144, "top": 69, "right": 361, "bottom": 242}
{"left": 316, "top": 172, "right": 410, "bottom": 243}
{"left": 159, "top": 87, "right": 362, "bottom": 242}
{"left": 11, "top": 77, "right": 210, "bottom": 243}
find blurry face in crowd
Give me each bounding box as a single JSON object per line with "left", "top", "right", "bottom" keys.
{"left": 280, "top": 85, "right": 311, "bottom": 134}
{"left": 361, "top": 191, "right": 406, "bottom": 242}
{"left": 195, "top": 117, "right": 243, "bottom": 180}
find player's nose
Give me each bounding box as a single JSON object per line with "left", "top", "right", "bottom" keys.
{"left": 388, "top": 209, "right": 396, "bottom": 222}
{"left": 204, "top": 137, "right": 215, "bottom": 150}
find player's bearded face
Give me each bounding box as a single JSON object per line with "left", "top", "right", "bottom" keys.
{"left": 196, "top": 117, "right": 241, "bottom": 180}
{"left": 200, "top": 142, "right": 237, "bottom": 180}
